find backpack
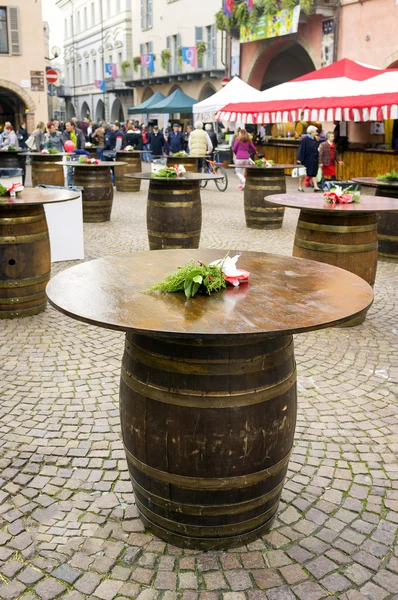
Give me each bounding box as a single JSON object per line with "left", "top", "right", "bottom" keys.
{"left": 25, "top": 134, "right": 36, "bottom": 151}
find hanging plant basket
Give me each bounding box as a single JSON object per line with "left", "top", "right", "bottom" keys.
{"left": 133, "top": 56, "right": 141, "bottom": 72}
{"left": 196, "top": 41, "right": 207, "bottom": 62}
{"left": 121, "top": 60, "right": 131, "bottom": 76}
{"left": 161, "top": 49, "right": 172, "bottom": 70}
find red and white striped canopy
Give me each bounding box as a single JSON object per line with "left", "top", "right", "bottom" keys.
{"left": 217, "top": 59, "right": 398, "bottom": 123}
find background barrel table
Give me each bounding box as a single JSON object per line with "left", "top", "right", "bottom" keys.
{"left": 230, "top": 164, "right": 295, "bottom": 229}
{"left": 353, "top": 177, "right": 398, "bottom": 259}
{"left": 266, "top": 193, "right": 398, "bottom": 325}
{"left": 58, "top": 161, "right": 126, "bottom": 223}
{"left": 28, "top": 152, "right": 65, "bottom": 187}
{"left": 165, "top": 155, "right": 203, "bottom": 173}
{"left": 0, "top": 151, "right": 26, "bottom": 184}
{"left": 126, "top": 173, "right": 222, "bottom": 250}
{"left": 85, "top": 146, "right": 99, "bottom": 158}
{"left": 46, "top": 249, "right": 373, "bottom": 549}
{"left": 116, "top": 150, "right": 143, "bottom": 192}
{"left": 0, "top": 188, "right": 80, "bottom": 318}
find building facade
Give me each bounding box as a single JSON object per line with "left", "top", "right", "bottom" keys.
{"left": 0, "top": 0, "right": 48, "bottom": 132}
{"left": 57, "top": 0, "right": 133, "bottom": 122}
{"left": 128, "top": 0, "right": 226, "bottom": 108}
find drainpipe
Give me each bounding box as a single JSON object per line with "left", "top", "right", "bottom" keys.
{"left": 66, "top": 0, "right": 76, "bottom": 117}
{"left": 333, "top": 0, "right": 341, "bottom": 62}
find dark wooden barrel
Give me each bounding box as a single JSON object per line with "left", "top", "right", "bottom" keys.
{"left": 166, "top": 156, "right": 198, "bottom": 173}
{"left": 73, "top": 166, "right": 113, "bottom": 223}
{"left": 0, "top": 152, "right": 26, "bottom": 184}
{"left": 375, "top": 187, "right": 398, "bottom": 259}
{"left": 86, "top": 146, "right": 99, "bottom": 158}
{"left": 293, "top": 209, "right": 378, "bottom": 326}
{"left": 115, "top": 151, "right": 141, "bottom": 192}
{"left": 31, "top": 154, "right": 64, "bottom": 187}
{"left": 147, "top": 179, "right": 202, "bottom": 250}
{"left": 0, "top": 205, "right": 50, "bottom": 318}
{"left": 244, "top": 168, "right": 286, "bottom": 229}
{"left": 120, "top": 332, "right": 297, "bottom": 550}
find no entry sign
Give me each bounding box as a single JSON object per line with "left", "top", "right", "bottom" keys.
{"left": 221, "top": 78, "right": 230, "bottom": 87}
{"left": 46, "top": 69, "right": 58, "bottom": 84}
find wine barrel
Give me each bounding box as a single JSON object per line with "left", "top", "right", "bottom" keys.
{"left": 166, "top": 156, "right": 198, "bottom": 173}
{"left": 270, "top": 123, "right": 296, "bottom": 139}
{"left": 244, "top": 168, "right": 286, "bottom": 229}
{"left": 376, "top": 187, "right": 398, "bottom": 259}
{"left": 31, "top": 154, "right": 64, "bottom": 187}
{"left": 0, "top": 205, "right": 50, "bottom": 318}
{"left": 73, "top": 166, "right": 113, "bottom": 223}
{"left": 120, "top": 332, "right": 297, "bottom": 550}
{"left": 115, "top": 151, "right": 141, "bottom": 192}
{"left": 0, "top": 152, "right": 26, "bottom": 184}
{"left": 293, "top": 209, "right": 378, "bottom": 325}
{"left": 86, "top": 146, "right": 99, "bottom": 158}
{"left": 147, "top": 179, "right": 202, "bottom": 249}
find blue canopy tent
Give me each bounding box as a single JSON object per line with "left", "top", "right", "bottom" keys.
{"left": 146, "top": 89, "right": 197, "bottom": 114}
{"left": 127, "top": 91, "right": 166, "bottom": 115}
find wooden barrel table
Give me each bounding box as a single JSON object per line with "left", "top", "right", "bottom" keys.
{"left": 58, "top": 161, "right": 126, "bottom": 223}
{"left": 29, "top": 152, "right": 65, "bottom": 187}
{"left": 126, "top": 173, "right": 222, "bottom": 250}
{"left": 0, "top": 188, "right": 80, "bottom": 318}
{"left": 115, "top": 150, "right": 142, "bottom": 192}
{"left": 165, "top": 155, "right": 201, "bottom": 173}
{"left": 85, "top": 146, "right": 99, "bottom": 158}
{"left": 231, "top": 164, "right": 296, "bottom": 229}
{"left": 0, "top": 151, "right": 26, "bottom": 184}
{"left": 46, "top": 250, "right": 373, "bottom": 549}
{"left": 353, "top": 177, "right": 398, "bottom": 259}
{"left": 265, "top": 193, "right": 398, "bottom": 326}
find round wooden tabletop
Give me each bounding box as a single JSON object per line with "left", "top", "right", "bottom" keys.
{"left": 352, "top": 177, "right": 398, "bottom": 189}
{"left": 56, "top": 161, "right": 127, "bottom": 167}
{"left": 46, "top": 249, "right": 373, "bottom": 339}
{"left": 229, "top": 164, "right": 296, "bottom": 170}
{"left": 126, "top": 172, "right": 223, "bottom": 181}
{"left": 0, "top": 150, "right": 25, "bottom": 154}
{"left": 0, "top": 188, "right": 80, "bottom": 206}
{"left": 265, "top": 193, "right": 398, "bottom": 212}
{"left": 22, "top": 152, "right": 68, "bottom": 157}
{"left": 116, "top": 150, "right": 146, "bottom": 154}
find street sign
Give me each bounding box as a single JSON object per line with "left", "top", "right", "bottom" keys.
{"left": 30, "top": 71, "right": 45, "bottom": 92}
{"left": 46, "top": 69, "right": 58, "bottom": 84}
{"left": 221, "top": 77, "right": 230, "bottom": 87}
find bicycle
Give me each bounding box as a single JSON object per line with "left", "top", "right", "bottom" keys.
{"left": 199, "top": 151, "right": 228, "bottom": 192}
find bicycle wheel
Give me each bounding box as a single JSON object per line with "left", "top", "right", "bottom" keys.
{"left": 215, "top": 166, "right": 228, "bottom": 192}
{"left": 200, "top": 163, "right": 208, "bottom": 188}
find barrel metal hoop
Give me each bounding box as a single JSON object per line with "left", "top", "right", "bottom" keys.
{"left": 0, "top": 291, "right": 46, "bottom": 305}
{"left": 298, "top": 221, "right": 376, "bottom": 234}
{"left": 378, "top": 233, "right": 398, "bottom": 242}
{"left": 0, "top": 215, "right": 44, "bottom": 225}
{"left": 1, "top": 231, "right": 49, "bottom": 244}
{"left": 131, "top": 477, "right": 285, "bottom": 517}
{"left": 148, "top": 230, "right": 201, "bottom": 239}
{"left": 0, "top": 272, "right": 50, "bottom": 289}
{"left": 246, "top": 207, "right": 284, "bottom": 213}
{"left": 135, "top": 495, "right": 279, "bottom": 537}
{"left": 379, "top": 252, "right": 398, "bottom": 259}
{"left": 148, "top": 201, "right": 198, "bottom": 208}
{"left": 149, "top": 188, "right": 198, "bottom": 196}
{"left": 125, "top": 337, "right": 293, "bottom": 375}
{"left": 124, "top": 446, "right": 292, "bottom": 489}
{"left": 294, "top": 239, "right": 378, "bottom": 253}
{"left": 0, "top": 303, "right": 46, "bottom": 319}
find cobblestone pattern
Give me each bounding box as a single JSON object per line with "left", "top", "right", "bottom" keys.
{"left": 0, "top": 171, "right": 398, "bottom": 600}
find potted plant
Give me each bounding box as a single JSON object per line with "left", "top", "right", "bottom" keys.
{"left": 133, "top": 56, "right": 141, "bottom": 72}
{"left": 121, "top": 60, "right": 131, "bottom": 77}
{"left": 196, "top": 41, "right": 207, "bottom": 63}
{"left": 161, "top": 49, "right": 172, "bottom": 70}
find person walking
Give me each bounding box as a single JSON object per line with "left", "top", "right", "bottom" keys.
{"left": 232, "top": 129, "right": 257, "bottom": 190}
{"left": 125, "top": 123, "right": 143, "bottom": 150}
{"left": 184, "top": 125, "right": 192, "bottom": 152}
{"left": 46, "top": 122, "right": 64, "bottom": 151}
{"left": 31, "top": 122, "right": 47, "bottom": 152}
{"left": 319, "top": 131, "right": 344, "bottom": 185}
{"left": 17, "top": 122, "right": 28, "bottom": 149}
{"left": 92, "top": 124, "right": 105, "bottom": 160}
{"left": 166, "top": 123, "right": 185, "bottom": 154}
{"left": 205, "top": 124, "right": 218, "bottom": 156}
{"left": 142, "top": 126, "right": 150, "bottom": 161}
{"left": 148, "top": 125, "right": 165, "bottom": 160}
{"left": 0, "top": 124, "right": 19, "bottom": 149}
{"left": 296, "top": 125, "right": 321, "bottom": 192}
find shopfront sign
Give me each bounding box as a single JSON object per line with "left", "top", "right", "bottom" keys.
{"left": 240, "top": 5, "right": 300, "bottom": 43}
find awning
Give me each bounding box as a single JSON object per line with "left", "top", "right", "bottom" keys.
{"left": 128, "top": 91, "right": 166, "bottom": 115}
{"left": 149, "top": 88, "right": 197, "bottom": 114}
{"left": 192, "top": 77, "right": 263, "bottom": 120}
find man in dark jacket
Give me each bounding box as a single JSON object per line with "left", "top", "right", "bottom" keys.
{"left": 148, "top": 126, "right": 165, "bottom": 158}
{"left": 104, "top": 121, "right": 126, "bottom": 151}
{"left": 62, "top": 120, "right": 85, "bottom": 149}
{"left": 166, "top": 123, "right": 185, "bottom": 154}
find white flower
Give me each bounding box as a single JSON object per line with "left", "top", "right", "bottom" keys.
{"left": 177, "top": 164, "right": 186, "bottom": 174}
{"left": 210, "top": 254, "right": 241, "bottom": 277}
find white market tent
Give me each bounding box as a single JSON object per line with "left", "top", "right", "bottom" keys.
{"left": 193, "top": 76, "right": 264, "bottom": 121}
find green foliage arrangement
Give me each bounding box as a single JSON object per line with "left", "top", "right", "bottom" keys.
{"left": 177, "top": 47, "right": 183, "bottom": 67}
{"left": 376, "top": 170, "right": 398, "bottom": 182}
{"left": 147, "top": 260, "right": 227, "bottom": 299}
{"left": 48, "top": 148, "right": 60, "bottom": 154}
{"left": 161, "top": 49, "right": 172, "bottom": 70}
{"left": 196, "top": 42, "right": 207, "bottom": 61}
{"left": 151, "top": 167, "right": 178, "bottom": 178}
{"left": 172, "top": 151, "right": 188, "bottom": 157}
{"left": 7, "top": 145, "right": 19, "bottom": 152}
{"left": 121, "top": 60, "right": 131, "bottom": 76}
{"left": 133, "top": 56, "right": 142, "bottom": 72}
{"left": 254, "top": 158, "right": 274, "bottom": 167}
{"left": 0, "top": 184, "right": 7, "bottom": 196}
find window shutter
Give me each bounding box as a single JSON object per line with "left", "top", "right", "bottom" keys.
{"left": 141, "top": 0, "right": 144, "bottom": 30}
{"left": 8, "top": 7, "right": 20, "bottom": 55}
{"left": 211, "top": 24, "right": 216, "bottom": 69}
{"left": 147, "top": 0, "right": 152, "bottom": 29}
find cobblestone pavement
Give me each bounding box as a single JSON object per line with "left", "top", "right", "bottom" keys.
{"left": 1, "top": 170, "right": 398, "bottom": 600}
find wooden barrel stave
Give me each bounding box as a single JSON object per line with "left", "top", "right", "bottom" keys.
{"left": 293, "top": 209, "right": 377, "bottom": 326}
{"left": 376, "top": 187, "right": 398, "bottom": 259}
{"left": 116, "top": 152, "right": 142, "bottom": 192}
{"left": 31, "top": 155, "right": 64, "bottom": 187}
{"left": 0, "top": 205, "right": 50, "bottom": 318}
{"left": 244, "top": 169, "right": 286, "bottom": 229}
{"left": 73, "top": 166, "right": 113, "bottom": 222}
{"left": 120, "top": 332, "right": 297, "bottom": 549}
{"left": 147, "top": 180, "right": 202, "bottom": 249}
{"left": 166, "top": 156, "right": 198, "bottom": 173}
